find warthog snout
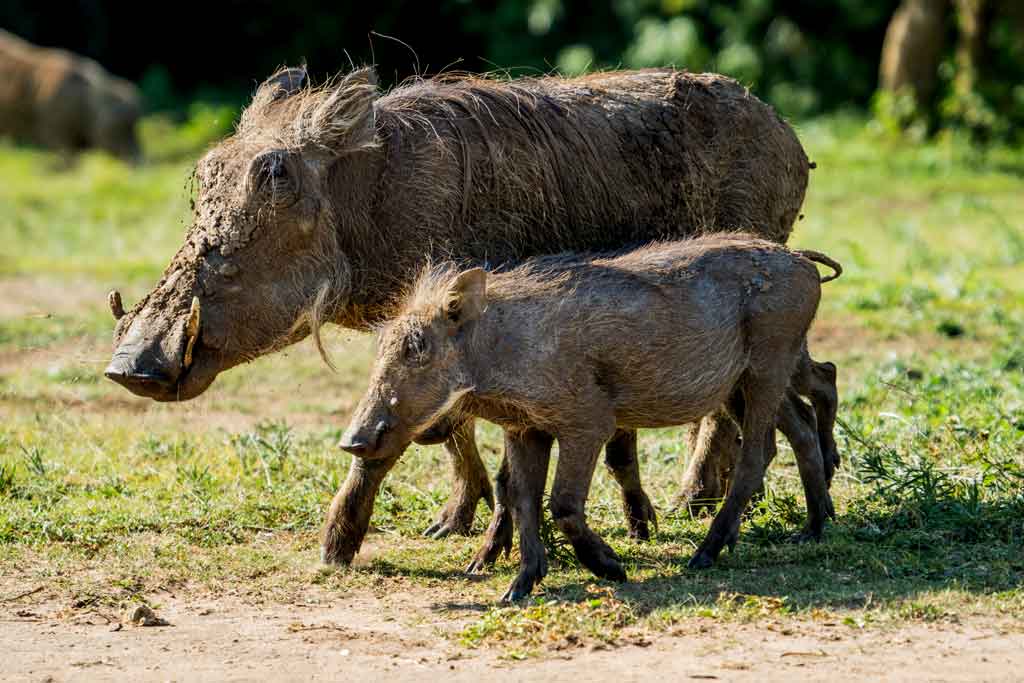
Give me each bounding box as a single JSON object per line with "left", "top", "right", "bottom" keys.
{"left": 104, "top": 314, "right": 182, "bottom": 393}
{"left": 104, "top": 295, "right": 215, "bottom": 402}
{"left": 103, "top": 362, "right": 176, "bottom": 391}
{"left": 339, "top": 416, "right": 393, "bottom": 457}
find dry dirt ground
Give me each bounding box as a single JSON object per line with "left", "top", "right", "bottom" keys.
{"left": 3, "top": 582, "right": 1022, "bottom": 682}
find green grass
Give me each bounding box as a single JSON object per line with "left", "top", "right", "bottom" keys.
{"left": 0, "top": 114, "right": 1022, "bottom": 656}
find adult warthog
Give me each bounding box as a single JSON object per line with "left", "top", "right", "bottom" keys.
{"left": 105, "top": 65, "right": 815, "bottom": 553}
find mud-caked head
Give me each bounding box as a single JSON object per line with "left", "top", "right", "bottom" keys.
{"left": 106, "top": 66, "right": 382, "bottom": 401}
{"left": 339, "top": 268, "right": 486, "bottom": 460}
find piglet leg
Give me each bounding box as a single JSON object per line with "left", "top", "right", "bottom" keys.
{"left": 467, "top": 451, "right": 513, "bottom": 572}
{"left": 776, "top": 392, "right": 834, "bottom": 543}
{"left": 604, "top": 429, "right": 658, "bottom": 540}
{"left": 321, "top": 454, "right": 400, "bottom": 566}
{"left": 501, "top": 428, "right": 554, "bottom": 602}
{"left": 689, "top": 375, "right": 782, "bottom": 569}
{"left": 550, "top": 425, "right": 627, "bottom": 583}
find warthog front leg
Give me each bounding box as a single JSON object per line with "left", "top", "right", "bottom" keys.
{"left": 321, "top": 454, "right": 400, "bottom": 566}
{"left": 501, "top": 428, "right": 554, "bottom": 602}
{"left": 423, "top": 419, "right": 494, "bottom": 539}
{"left": 469, "top": 428, "right": 654, "bottom": 572}
{"left": 467, "top": 448, "right": 513, "bottom": 572}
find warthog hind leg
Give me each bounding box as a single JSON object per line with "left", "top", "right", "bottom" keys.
{"left": 777, "top": 391, "right": 834, "bottom": 543}
{"left": 689, "top": 367, "right": 788, "bottom": 569}
{"left": 676, "top": 412, "right": 739, "bottom": 513}
{"left": 604, "top": 429, "right": 658, "bottom": 540}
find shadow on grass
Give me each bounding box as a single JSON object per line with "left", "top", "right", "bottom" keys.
{"left": 550, "top": 514, "right": 1021, "bottom": 616}
{"left": 418, "top": 497, "right": 1024, "bottom": 615}
{"left": 361, "top": 557, "right": 494, "bottom": 583}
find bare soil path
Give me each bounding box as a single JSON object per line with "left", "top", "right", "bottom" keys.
{"left": 4, "top": 588, "right": 1022, "bottom": 682}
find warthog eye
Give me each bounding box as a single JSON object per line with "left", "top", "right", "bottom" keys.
{"left": 249, "top": 150, "right": 299, "bottom": 207}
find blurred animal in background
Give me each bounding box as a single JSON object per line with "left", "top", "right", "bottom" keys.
{"left": 0, "top": 29, "right": 141, "bottom": 161}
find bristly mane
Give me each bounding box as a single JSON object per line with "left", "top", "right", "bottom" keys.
{"left": 395, "top": 232, "right": 791, "bottom": 325}
{"left": 235, "top": 67, "right": 379, "bottom": 152}
{"left": 393, "top": 261, "right": 464, "bottom": 322}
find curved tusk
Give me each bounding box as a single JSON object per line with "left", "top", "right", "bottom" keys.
{"left": 184, "top": 296, "right": 201, "bottom": 369}
{"left": 108, "top": 290, "right": 125, "bottom": 320}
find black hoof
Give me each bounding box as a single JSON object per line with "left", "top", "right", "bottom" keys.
{"left": 422, "top": 506, "right": 476, "bottom": 539}
{"left": 501, "top": 587, "right": 531, "bottom": 603}
{"left": 465, "top": 511, "right": 513, "bottom": 573}
{"left": 576, "top": 543, "right": 627, "bottom": 582}
{"left": 687, "top": 552, "right": 715, "bottom": 570}
{"left": 825, "top": 494, "right": 837, "bottom": 521}
{"left": 625, "top": 491, "right": 658, "bottom": 542}
{"left": 790, "top": 524, "right": 823, "bottom": 545}
{"left": 599, "top": 563, "right": 628, "bottom": 583}
{"left": 320, "top": 545, "right": 355, "bottom": 567}
{"left": 629, "top": 520, "right": 650, "bottom": 541}
{"left": 465, "top": 538, "right": 511, "bottom": 574}
{"left": 501, "top": 570, "right": 542, "bottom": 603}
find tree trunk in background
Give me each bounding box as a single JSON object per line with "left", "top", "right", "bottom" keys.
{"left": 879, "top": 0, "right": 949, "bottom": 104}
{"left": 952, "top": 0, "right": 989, "bottom": 100}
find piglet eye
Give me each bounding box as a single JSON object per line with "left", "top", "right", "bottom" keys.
{"left": 264, "top": 155, "right": 286, "bottom": 179}
{"left": 402, "top": 331, "right": 429, "bottom": 366}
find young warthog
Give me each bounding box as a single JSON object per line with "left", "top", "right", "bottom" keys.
{"left": 0, "top": 29, "right": 141, "bottom": 161}
{"left": 338, "top": 234, "right": 841, "bottom": 599}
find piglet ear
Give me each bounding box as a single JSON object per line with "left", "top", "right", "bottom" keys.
{"left": 445, "top": 268, "right": 487, "bottom": 328}
{"left": 259, "top": 66, "right": 308, "bottom": 101}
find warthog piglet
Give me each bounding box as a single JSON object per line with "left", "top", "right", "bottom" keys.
{"left": 338, "top": 233, "right": 841, "bottom": 600}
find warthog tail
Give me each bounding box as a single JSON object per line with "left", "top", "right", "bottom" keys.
{"left": 796, "top": 250, "right": 843, "bottom": 283}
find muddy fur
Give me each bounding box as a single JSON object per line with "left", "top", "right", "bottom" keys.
{"left": 0, "top": 30, "right": 140, "bottom": 160}
{"left": 105, "top": 65, "right": 812, "bottom": 541}
{"left": 342, "top": 234, "right": 837, "bottom": 598}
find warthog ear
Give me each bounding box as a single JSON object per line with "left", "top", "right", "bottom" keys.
{"left": 342, "top": 66, "right": 378, "bottom": 89}
{"left": 311, "top": 67, "right": 379, "bottom": 152}
{"left": 445, "top": 268, "right": 487, "bottom": 328}
{"left": 260, "top": 66, "right": 308, "bottom": 101}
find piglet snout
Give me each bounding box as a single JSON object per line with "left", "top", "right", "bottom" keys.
{"left": 339, "top": 417, "right": 393, "bottom": 457}
{"left": 338, "top": 434, "right": 369, "bottom": 456}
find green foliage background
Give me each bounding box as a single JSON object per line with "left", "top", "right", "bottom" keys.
{"left": 3, "top": 0, "right": 1021, "bottom": 136}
